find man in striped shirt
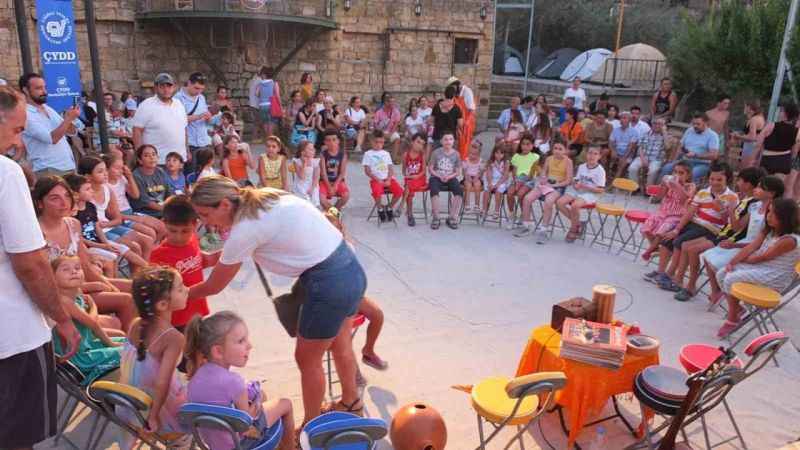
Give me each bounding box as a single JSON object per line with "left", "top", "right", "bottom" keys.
{"left": 627, "top": 117, "right": 669, "bottom": 189}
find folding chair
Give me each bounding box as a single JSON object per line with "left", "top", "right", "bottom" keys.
{"left": 470, "top": 372, "right": 567, "bottom": 450}
{"left": 725, "top": 270, "right": 800, "bottom": 351}
{"left": 89, "top": 380, "right": 189, "bottom": 449}
{"left": 366, "top": 188, "right": 398, "bottom": 227}
{"left": 677, "top": 332, "right": 789, "bottom": 449}
{"left": 589, "top": 178, "right": 638, "bottom": 252}
{"left": 481, "top": 193, "right": 509, "bottom": 228}
{"left": 326, "top": 313, "right": 367, "bottom": 401}
{"left": 629, "top": 353, "right": 744, "bottom": 450}
{"left": 54, "top": 362, "right": 117, "bottom": 450}
{"left": 299, "top": 411, "right": 388, "bottom": 449}
{"left": 178, "top": 403, "right": 283, "bottom": 450}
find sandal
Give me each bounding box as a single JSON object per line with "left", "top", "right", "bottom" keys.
{"left": 446, "top": 218, "right": 459, "bottom": 230}
{"left": 431, "top": 217, "right": 441, "bottom": 230}
{"left": 717, "top": 320, "right": 740, "bottom": 338}
{"left": 362, "top": 353, "right": 389, "bottom": 370}
{"left": 565, "top": 227, "right": 579, "bottom": 243}
{"left": 674, "top": 288, "right": 694, "bottom": 302}
{"left": 657, "top": 278, "right": 682, "bottom": 292}
{"left": 323, "top": 398, "right": 364, "bottom": 417}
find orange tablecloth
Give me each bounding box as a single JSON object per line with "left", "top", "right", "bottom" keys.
{"left": 515, "top": 325, "right": 660, "bottom": 446}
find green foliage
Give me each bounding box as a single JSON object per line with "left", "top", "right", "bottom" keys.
{"left": 666, "top": 0, "right": 799, "bottom": 101}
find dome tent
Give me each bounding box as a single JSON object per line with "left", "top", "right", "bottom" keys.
{"left": 534, "top": 48, "right": 581, "bottom": 79}
{"left": 589, "top": 43, "right": 670, "bottom": 88}
{"left": 560, "top": 48, "right": 613, "bottom": 81}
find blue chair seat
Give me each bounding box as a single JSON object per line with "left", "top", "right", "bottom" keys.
{"left": 300, "top": 412, "right": 387, "bottom": 449}
{"left": 178, "top": 402, "right": 283, "bottom": 450}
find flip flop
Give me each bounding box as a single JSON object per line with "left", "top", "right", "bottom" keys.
{"left": 322, "top": 398, "right": 364, "bottom": 417}
{"left": 362, "top": 353, "right": 389, "bottom": 370}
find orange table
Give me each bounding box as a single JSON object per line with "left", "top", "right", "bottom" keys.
{"left": 515, "top": 325, "right": 660, "bottom": 447}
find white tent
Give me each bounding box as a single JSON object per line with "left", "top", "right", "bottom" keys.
{"left": 560, "top": 48, "right": 612, "bottom": 81}
{"left": 589, "top": 43, "right": 670, "bottom": 88}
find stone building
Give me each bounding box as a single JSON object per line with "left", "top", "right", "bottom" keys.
{"left": 1, "top": 0, "right": 495, "bottom": 130}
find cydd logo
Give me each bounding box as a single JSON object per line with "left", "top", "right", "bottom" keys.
{"left": 40, "top": 11, "right": 73, "bottom": 45}
{"left": 56, "top": 76, "right": 67, "bottom": 86}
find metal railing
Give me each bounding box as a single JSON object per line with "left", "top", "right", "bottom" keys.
{"left": 597, "top": 57, "right": 670, "bottom": 90}
{"left": 138, "top": 0, "right": 327, "bottom": 16}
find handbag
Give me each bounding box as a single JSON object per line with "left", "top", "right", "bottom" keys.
{"left": 272, "top": 280, "right": 306, "bottom": 337}
{"left": 270, "top": 93, "right": 283, "bottom": 118}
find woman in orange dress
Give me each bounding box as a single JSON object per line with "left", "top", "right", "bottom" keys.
{"left": 448, "top": 77, "right": 477, "bottom": 160}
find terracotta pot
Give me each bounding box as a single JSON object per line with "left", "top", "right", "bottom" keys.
{"left": 390, "top": 402, "right": 447, "bottom": 450}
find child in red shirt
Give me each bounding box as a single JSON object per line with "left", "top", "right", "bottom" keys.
{"left": 149, "top": 195, "right": 220, "bottom": 329}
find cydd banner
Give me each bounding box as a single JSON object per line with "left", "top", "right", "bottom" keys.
{"left": 36, "top": 0, "right": 81, "bottom": 112}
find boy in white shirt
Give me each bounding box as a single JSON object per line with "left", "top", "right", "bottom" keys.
{"left": 363, "top": 130, "right": 403, "bottom": 222}
{"left": 556, "top": 146, "right": 606, "bottom": 242}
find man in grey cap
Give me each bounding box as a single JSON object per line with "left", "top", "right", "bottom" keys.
{"left": 132, "top": 72, "right": 188, "bottom": 164}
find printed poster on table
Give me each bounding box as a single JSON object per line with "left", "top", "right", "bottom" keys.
{"left": 35, "top": 0, "right": 82, "bottom": 113}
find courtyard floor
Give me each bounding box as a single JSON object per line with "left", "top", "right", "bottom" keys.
{"left": 45, "top": 131, "right": 800, "bottom": 450}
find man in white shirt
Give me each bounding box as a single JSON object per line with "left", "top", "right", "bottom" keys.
{"left": 496, "top": 96, "right": 521, "bottom": 132}
{"left": 0, "top": 86, "right": 80, "bottom": 450}
{"left": 564, "top": 77, "right": 587, "bottom": 110}
{"left": 132, "top": 73, "right": 188, "bottom": 165}
{"left": 175, "top": 72, "right": 212, "bottom": 173}
{"left": 19, "top": 73, "right": 81, "bottom": 177}
{"left": 630, "top": 105, "right": 651, "bottom": 136}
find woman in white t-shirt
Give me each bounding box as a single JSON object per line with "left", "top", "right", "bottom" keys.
{"left": 187, "top": 176, "right": 367, "bottom": 422}
{"left": 344, "top": 96, "right": 367, "bottom": 152}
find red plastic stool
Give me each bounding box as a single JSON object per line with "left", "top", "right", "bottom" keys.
{"left": 326, "top": 313, "right": 367, "bottom": 400}
{"left": 678, "top": 344, "right": 743, "bottom": 374}
{"left": 619, "top": 209, "right": 651, "bottom": 260}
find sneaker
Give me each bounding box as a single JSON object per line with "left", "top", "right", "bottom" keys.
{"left": 407, "top": 215, "right": 416, "bottom": 227}
{"left": 643, "top": 270, "right": 662, "bottom": 283}
{"left": 377, "top": 207, "right": 387, "bottom": 222}
{"left": 674, "top": 288, "right": 694, "bottom": 302}
{"left": 658, "top": 277, "right": 682, "bottom": 292}
{"left": 535, "top": 229, "right": 549, "bottom": 244}
{"left": 386, "top": 209, "right": 394, "bottom": 221}
{"left": 514, "top": 226, "right": 533, "bottom": 237}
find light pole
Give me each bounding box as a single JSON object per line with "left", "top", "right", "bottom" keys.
{"left": 768, "top": 0, "right": 799, "bottom": 121}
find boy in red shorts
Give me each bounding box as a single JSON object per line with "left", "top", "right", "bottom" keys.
{"left": 363, "top": 130, "right": 403, "bottom": 222}
{"left": 319, "top": 130, "right": 350, "bottom": 210}
{"left": 402, "top": 132, "right": 429, "bottom": 226}
{"left": 150, "top": 195, "right": 220, "bottom": 333}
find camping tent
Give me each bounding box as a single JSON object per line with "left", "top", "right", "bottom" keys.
{"left": 534, "top": 48, "right": 581, "bottom": 79}
{"left": 560, "top": 48, "right": 612, "bottom": 81}
{"left": 589, "top": 43, "right": 670, "bottom": 88}
{"left": 493, "top": 43, "right": 527, "bottom": 75}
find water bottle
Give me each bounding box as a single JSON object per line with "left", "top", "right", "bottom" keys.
{"left": 589, "top": 425, "right": 608, "bottom": 449}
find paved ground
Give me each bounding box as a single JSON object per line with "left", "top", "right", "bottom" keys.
{"left": 46, "top": 131, "right": 800, "bottom": 449}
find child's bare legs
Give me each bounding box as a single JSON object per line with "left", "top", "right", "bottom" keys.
{"left": 125, "top": 214, "right": 165, "bottom": 242}
{"left": 506, "top": 183, "right": 519, "bottom": 216}
{"left": 118, "top": 228, "right": 155, "bottom": 259}
{"left": 480, "top": 190, "right": 491, "bottom": 215}
{"left": 520, "top": 187, "right": 542, "bottom": 223}
{"left": 121, "top": 247, "right": 149, "bottom": 272}
{"left": 463, "top": 179, "right": 474, "bottom": 209}
{"left": 541, "top": 191, "right": 560, "bottom": 229}
{"left": 684, "top": 239, "right": 714, "bottom": 294}
{"left": 656, "top": 245, "right": 672, "bottom": 274}
{"left": 93, "top": 291, "right": 137, "bottom": 331}
{"left": 706, "top": 262, "right": 724, "bottom": 305}
{"left": 430, "top": 194, "right": 441, "bottom": 220}
{"left": 641, "top": 231, "right": 659, "bottom": 260}
{"left": 404, "top": 189, "right": 414, "bottom": 218}
{"left": 493, "top": 192, "right": 502, "bottom": 215}
{"left": 358, "top": 297, "right": 386, "bottom": 368}
{"left": 449, "top": 194, "right": 463, "bottom": 221}
{"left": 263, "top": 397, "right": 294, "bottom": 450}
{"left": 725, "top": 295, "right": 743, "bottom": 323}
{"left": 556, "top": 195, "right": 574, "bottom": 228}
{"left": 97, "top": 314, "right": 122, "bottom": 332}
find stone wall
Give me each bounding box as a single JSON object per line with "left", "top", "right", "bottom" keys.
{"left": 1, "top": 0, "right": 494, "bottom": 129}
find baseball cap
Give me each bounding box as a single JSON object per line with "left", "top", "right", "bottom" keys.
{"left": 154, "top": 73, "right": 175, "bottom": 85}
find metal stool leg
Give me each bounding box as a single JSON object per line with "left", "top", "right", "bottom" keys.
{"left": 722, "top": 398, "right": 747, "bottom": 449}
{"left": 476, "top": 414, "right": 487, "bottom": 450}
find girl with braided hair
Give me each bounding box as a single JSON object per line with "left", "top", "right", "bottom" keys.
{"left": 119, "top": 266, "right": 189, "bottom": 438}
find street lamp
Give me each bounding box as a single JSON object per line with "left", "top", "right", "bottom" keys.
{"left": 480, "top": 4, "right": 487, "bottom": 20}
{"left": 414, "top": 0, "right": 422, "bottom": 16}
{"left": 344, "top": 0, "right": 351, "bottom": 11}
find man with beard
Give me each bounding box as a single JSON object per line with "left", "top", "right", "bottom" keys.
{"left": 19, "top": 73, "right": 81, "bottom": 177}
{"left": 133, "top": 72, "right": 188, "bottom": 165}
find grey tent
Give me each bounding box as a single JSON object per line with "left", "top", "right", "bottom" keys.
{"left": 493, "top": 43, "right": 527, "bottom": 75}
{"left": 534, "top": 48, "right": 581, "bottom": 79}
{"left": 525, "top": 46, "right": 548, "bottom": 76}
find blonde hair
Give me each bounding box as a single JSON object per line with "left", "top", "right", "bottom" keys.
{"left": 184, "top": 311, "right": 244, "bottom": 378}
{"left": 190, "top": 175, "right": 287, "bottom": 223}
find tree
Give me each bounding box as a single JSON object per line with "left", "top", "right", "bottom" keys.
{"left": 666, "top": 0, "right": 800, "bottom": 105}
